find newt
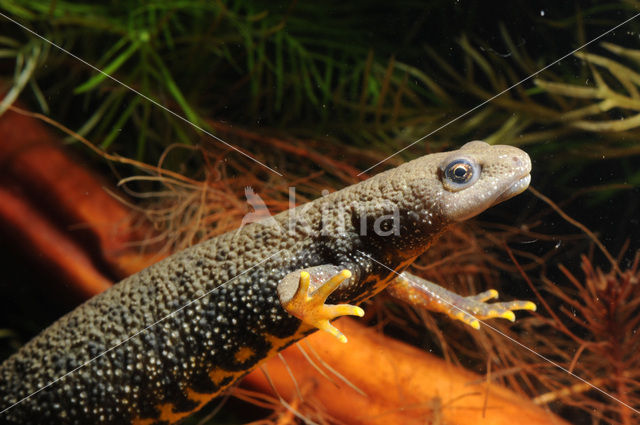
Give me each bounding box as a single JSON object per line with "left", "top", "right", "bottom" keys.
{"left": 0, "top": 140, "right": 534, "bottom": 424}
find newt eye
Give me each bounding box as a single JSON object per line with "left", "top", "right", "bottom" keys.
{"left": 442, "top": 158, "right": 479, "bottom": 191}
{"left": 445, "top": 160, "right": 473, "bottom": 183}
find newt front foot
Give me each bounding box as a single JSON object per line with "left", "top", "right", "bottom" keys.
{"left": 278, "top": 267, "right": 364, "bottom": 343}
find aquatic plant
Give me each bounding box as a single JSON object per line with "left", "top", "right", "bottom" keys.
{"left": 524, "top": 253, "right": 640, "bottom": 425}
{"left": 2, "top": 1, "right": 639, "bottom": 165}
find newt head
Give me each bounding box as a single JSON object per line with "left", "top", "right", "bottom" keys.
{"left": 335, "top": 140, "right": 531, "bottom": 259}
{"left": 354, "top": 140, "right": 532, "bottom": 233}
{"left": 435, "top": 140, "right": 532, "bottom": 222}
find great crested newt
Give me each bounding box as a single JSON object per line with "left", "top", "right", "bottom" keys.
{"left": 0, "top": 141, "right": 534, "bottom": 424}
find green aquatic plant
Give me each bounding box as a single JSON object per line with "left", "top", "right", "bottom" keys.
{"left": 0, "top": 0, "right": 453, "bottom": 162}
{"left": 1, "top": 0, "right": 640, "bottom": 170}
{"left": 535, "top": 43, "right": 640, "bottom": 149}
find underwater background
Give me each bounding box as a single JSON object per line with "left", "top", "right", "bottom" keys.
{"left": 0, "top": 1, "right": 639, "bottom": 424}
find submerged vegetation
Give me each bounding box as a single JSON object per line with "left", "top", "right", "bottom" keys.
{"left": 1, "top": 1, "right": 640, "bottom": 424}
{"left": 530, "top": 253, "right": 640, "bottom": 425}
{"left": 0, "top": 1, "right": 639, "bottom": 163}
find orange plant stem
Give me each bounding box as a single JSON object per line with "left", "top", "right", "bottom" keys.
{"left": 0, "top": 187, "right": 112, "bottom": 298}
{"left": 243, "top": 318, "right": 569, "bottom": 425}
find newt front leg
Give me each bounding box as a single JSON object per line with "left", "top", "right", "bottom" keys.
{"left": 387, "top": 272, "right": 536, "bottom": 330}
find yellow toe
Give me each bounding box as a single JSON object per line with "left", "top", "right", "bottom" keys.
{"left": 501, "top": 311, "right": 516, "bottom": 322}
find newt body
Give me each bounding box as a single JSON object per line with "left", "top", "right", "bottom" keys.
{"left": 0, "top": 141, "right": 531, "bottom": 424}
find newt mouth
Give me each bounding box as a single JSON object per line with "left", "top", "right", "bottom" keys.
{"left": 493, "top": 173, "right": 531, "bottom": 205}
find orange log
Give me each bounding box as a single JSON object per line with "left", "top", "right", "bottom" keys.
{"left": 0, "top": 186, "right": 112, "bottom": 298}
{"left": 243, "top": 318, "right": 569, "bottom": 425}
{"left": 0, "top": 105, "right": 155, "bottom": 281}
